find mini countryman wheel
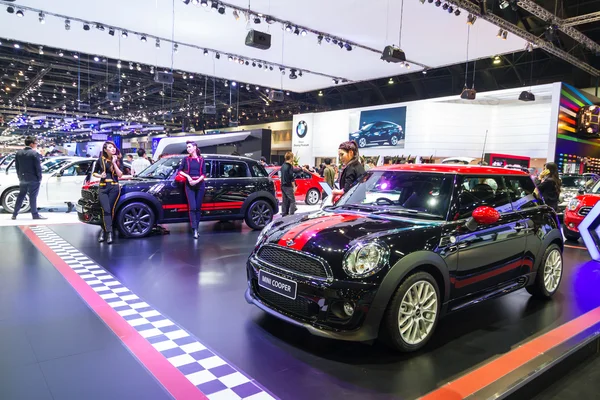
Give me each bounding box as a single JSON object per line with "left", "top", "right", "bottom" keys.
{"left": 390, "top": 135, "right": 399, "bottom": 146}
{"left": 527, "top": 244, "right": 563, "bottom": 299}
{"left": 563, "top": 228, "right": 580, "bottom": 242}
{"left": 358, "top": 138, "right": 367, "bottom": 148}
{"left": 2, "top": 187, "right": 30, "bottom": 214}
{"left": 117, "top": 202, "right": 155, "bottom": 238}
{"left": 305, "top": 188, "right": 321, "bottom": 205}
{"left": 382, "top": 271, "right": 441, "bottom": 352}
{"left": 245, "top": 199, "right": 273, "bottom": 230}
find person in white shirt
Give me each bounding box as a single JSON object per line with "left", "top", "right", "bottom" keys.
{"left": 131, "top": 148, "right": 151, "bottom": 176}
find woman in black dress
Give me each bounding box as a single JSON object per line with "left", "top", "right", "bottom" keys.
{"left": 332, "top": 140, "right": 366, "bottom": 197}
{"left": 177, "top": 141, "right": 206, "bottom": 239}
{"left": 536, "top": 162, "right": 561, "bottom": 212}
{"left": 93, "top": 141, "right": 123, "bottom": 244}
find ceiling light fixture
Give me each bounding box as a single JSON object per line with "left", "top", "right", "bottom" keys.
{"left": 211, "top": 1, "right": 218, "bottom": 11}
{"left": 65, "top": 19, "right": 71, "bottom": 30}
{"left": 58, "top": 50, "right": 64, "bottom": 56}
{"left": 156, "top": 38, "right": 160, "bottom": 48}
{"left": 122, "top": 31, "right": 128, "bottom": 38}
{"left": 108, "top": 28, "right": 115, "bottom": 36}
{"left": 6, "top": 6, "right": 14, "bottom": 14}
{"left": 83, "top": 24, "right": 90, "bottom": 31}
{"left": 16, "top": 9, "right": 24, "bottom": 17}
{"left": 285, "top": 24, "right": 292, "bottom": 32}
{"left": 203, "top": 49, "right": 209, "bottom": 56}
{"left": 201, "top": 0, "right": 208, "bottom": 6}
{"left": 141, "top": 36, "right": 147, "bottom": 42}
{"left": 38, "top": 12, "right": 45, "bottom": 24}
{"left": 38, "top": 46, "right": 44, "bottom": 55}
{"left": 454, "top": 9, "right": 461, "bottom": 16}
{"left": 467, "top": 13, "right": 477, "bottom": 25}
{"left": 94, "top": 56, "right": 100, "bottom": 62}
{"left": 232, "top": 10, "right": 240, "bottom": 20}
{"left": 218, "top": 5, "right": 225, "bottom": 14}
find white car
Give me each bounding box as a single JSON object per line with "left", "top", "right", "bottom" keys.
{"left": 0, "top": 157, "right": 92, "bottom": 213}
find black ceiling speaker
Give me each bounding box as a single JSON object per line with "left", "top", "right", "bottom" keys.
{"left": 154, "top": 71, "right": 174, "bottom": 85}
{"left": 460, "top": 87, "right": 477, "bottom": 100}
{"left": 381, "top": 46, "right": 406, "bottom": 63}
{"left": 519, "top": 90, "right": 536, "bottom": 102}
{"left": 245, "top": 30, "right": 271, "bottom": 50}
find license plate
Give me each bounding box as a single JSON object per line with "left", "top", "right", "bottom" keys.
{"left": 258, "top": 270, "right": 297, "bottom": 300}
{"left": 75, "top": 204, "right": 83, "bottom": 214}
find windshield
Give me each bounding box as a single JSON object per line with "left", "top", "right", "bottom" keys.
{"left": 360, "top": 123, "right": 374, "bottom": 131}
{"left": 335, "top": 171, "right": 454, "bottom": 219}
{"left": 42, "top": 159, "right": 71, "bottom": 173}
{"left": 562, "top": 175, "right": 593, "bottom": 189}
{"left": 137, "top": 157, "right": 181, "bottom": 179}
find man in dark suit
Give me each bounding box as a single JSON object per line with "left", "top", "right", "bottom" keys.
{"left": 12, "top": 136, "right": 46, "bottom": 220}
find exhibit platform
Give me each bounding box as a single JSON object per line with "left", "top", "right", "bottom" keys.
{"left": 1, "top": 214, "right": 599, "bottom": 399}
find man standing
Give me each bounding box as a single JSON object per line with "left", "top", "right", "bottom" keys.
{"left": 12, "top": 136, "right": 46, "bottom": 220}
{"left": 131, "top": 148, "right": 151, "bottom": 176}
{"left": 323, "top": 158, "right": 336, "bottom": 190}
{"left": 280, "top": 151, "right": 297, "bottom": 217}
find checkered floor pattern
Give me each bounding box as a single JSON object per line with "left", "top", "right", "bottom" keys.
{"left": 30, "top": 226, "right": 275, "bottom": 400}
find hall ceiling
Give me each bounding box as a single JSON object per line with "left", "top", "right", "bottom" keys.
{"left": 0, "top": 0, "right": 528, "bottom": 92}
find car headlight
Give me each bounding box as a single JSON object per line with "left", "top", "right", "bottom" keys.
{"left": 256, "top": 220, "right": 275, "bottom": 245}
{"left": 343, "top": 242, "right": 388, "bottom": 278}
{"left": 567, "top": 199, "right": 580, "bottom": 211}
{"left": 350, "top": 133, "right": 360, "bottom": 137}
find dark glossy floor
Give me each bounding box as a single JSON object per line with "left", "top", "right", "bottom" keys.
{"left": 0, "top": 226, "right": 170, "bottom": 400}
{"left": 23, "top": 221, "right": 596, "bottom": 400}
{"left": 533, "top": 355, "right": 600, "bottom": 399}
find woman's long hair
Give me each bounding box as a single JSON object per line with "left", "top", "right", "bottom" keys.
{"left": 101, "top": 141, "right": 122, "bottom": 161}
{"left": 186, "top": 140, "right": 201, "bottom": 158}
{"left": 544, "top": 162, "right": 561, "bottom": 192}
{"left": 338, "top": 140, "right": 359, "bottom": 162}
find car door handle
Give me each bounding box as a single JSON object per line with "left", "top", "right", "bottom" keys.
{"left": 245, "top": 185, "right": 255, "bottom": 188}
{"left": 514, "top": 223, "right": 532, "bottom": 232}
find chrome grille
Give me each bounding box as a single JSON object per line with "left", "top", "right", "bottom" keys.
{"left": 579, "top": 207, "right": 592, "bottom": 216}
{"left": 256, "top": 245, "right": 329, "bottom": 280}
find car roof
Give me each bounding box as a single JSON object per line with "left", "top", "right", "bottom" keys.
{"left": 163, "top": 153, "right": 258, "bottom": 163}
{"left": 372, "top": 164, "right": 529, "bottom": 176}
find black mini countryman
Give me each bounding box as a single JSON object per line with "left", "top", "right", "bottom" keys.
{"left": 246, "top": 164, "right": 564, "bottom": 352}
{"left": 77, "top": 154, "right": 278, "bottom": 237}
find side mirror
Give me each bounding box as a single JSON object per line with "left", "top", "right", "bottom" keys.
{"left": 465, "top": 206, "right": 500, "bottom": 231}
{"left": 578, "top": 187, "right": 585, "bottom": 195}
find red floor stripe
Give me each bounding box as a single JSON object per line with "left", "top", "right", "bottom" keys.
{"left": 565, "top": 244, "right": 587, "bottom": 250}
{"left": 21, "top": 226, "right": 207, "bottom": 400}
{"left": 420, "top": 305, "right": 600, "bottom": 399}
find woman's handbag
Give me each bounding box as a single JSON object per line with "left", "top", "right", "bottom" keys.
{"left": 174, "top": 171, "right": 187, "bottom": 183}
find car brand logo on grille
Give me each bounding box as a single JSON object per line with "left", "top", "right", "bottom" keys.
{"left": 286, "top": 239, "right": 295, "bottom": 247}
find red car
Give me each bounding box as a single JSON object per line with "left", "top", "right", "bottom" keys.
{"left": 267, "top": 166, "right": 324, "bottom": 205}
{"left": 563, "top": 188, "right": 600, "bottom": 241}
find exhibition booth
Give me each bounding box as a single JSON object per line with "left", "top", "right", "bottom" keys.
{"left": 292, "top": 82, "right": 581, "bottom": 171}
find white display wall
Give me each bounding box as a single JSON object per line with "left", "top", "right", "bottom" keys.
{"left": 292, "top": 83, "right": 561, "bottom": 165}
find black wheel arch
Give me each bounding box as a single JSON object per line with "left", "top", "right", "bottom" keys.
{"left": 116, "top": 192, "right": 163, "bottom": 221}
{"left": 360, "top": 251, "right": 451, "bottom": 340}
{"left": 532, "top": 228, "right": 563, "bottom": 273}
{"left": 241, "top": 191, "right": 278, "bottom": 215}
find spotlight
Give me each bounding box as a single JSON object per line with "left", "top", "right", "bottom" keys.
{"left": 525, "top": 42, "right": 534, "bottom": 52}
{"left": 493, "top": 55, "right": 501, "bottom": 65}
{"left": 497, "top": 29, "right": 503, "bottom": 38}
{"left": 117, "top": 61, "right": 122, "bottom": 69}
{"left": 318, "top": 90, "right": 323, "bottom": 97}
{"left": 215, "top": 53, "right": 220, "bottom": 59}
{"left": 345, "top": 43, "right": 352, "bottom": 51}
{"left": 211, "top": 1, "right": 218, "bottom": 11}
{"left": 109, "top": 29, "right": 115, "bottom": 36}
{"left": 294, "top": 27, "right": 300, "bottom": 35}
{"left": 442, "top": 3, "right": 449, "bottom": 10}
{"left": 65, "top": 19, "right": 71, "bottom": 30}
{"left": 269, "top": 66, "right": 273, "bottom": 71}
{"left": 285, "top": 24, "right": 293, "bottom": 32}
{"left": 280, "top": 67, "right": 285, "bottom": 75}
{"left": 174, "top": 44, "right": 178, "bottom": 53}
{"left": 502, "top": 31, "right": 508, "bottom": 40}
{"left": 16, "top": 9, "right": 24, "bottom": 17}
{"left": 224, "top": 80, "right": 228, "bottom": 87}
{"left": 447, "top": 6, "right": 453, "bottom": 13}
{"left": 499, "top": 0, "right": 510, "bottom": 10}
{"left": 13, "top": 43, "right": 20, "bottom": 49}
{"left": 255, "top": 86, "right": 260, "bottom": 91}
{"left": 317, "top": 35, "right": 323, "bottom": 45}
{"left": 38, "top": 12, "right": 45, "bottom": 24}
{"left": 218, "top": 6, "right": 225, "bottom": 14}
{"left": 338, "top": 42, "right": 344, "bottom": 49}
{"left": 435, "top": 0, "right": 441, "bottom": 6}
{"left": 156, "top": 38, "right": 160, "bottom": 48}
{"left": 83, "top": 24, "right": 91, "bottom": 31}
{"left": 286, "top": 91, "right": 290, "bottom": 96}
{"left": 289, "top": 69, "right": 297, "bottom": 79}
{"left": 122, "top": 31, "right": 128, "bottom": 38}
{"left": 182, "top": 0, "right": 191, "bottom": 4}
{"left": 228, "top": 55, "right": 233, "bottom": 61}
{"left": 94, "top": 56, "right": 100, "bottom": 62}
{"left": 58, "top": 50, "right": 64, "bottom": 57}
{"left": 422, "top": 70, "right": 428, "bottom": 75}
{"left": 129, "top": 62, "right": 134, "bottom": 70}
{"left": 39, "top": 46, "right": 44, "bottom": 55}
{"left": 245, "top": 61, "right": 249, "bottom": 65}
{"left": 6, "top": 6, "right": 14, "bottom": 14}
{"left": 333, "top": 79, "right": 339, "bottom": 84}
{"left": 266, "top": 16, "right": 276, "bottom": 24}
{"left": 232, "top": 10, "right": 240, "bottom": 20}
{"left": 96, "top": 24, "right": 105, "bottom": 31}
{"left": 455, "top": 9, "right": 461, "bottom": 16}
{"left": 428, "top": 0, "right": 434, "bottom": 2}
{"left": 73, "top": 54, "right": 79, "bottom": 59}
{"left": 301, "top": 29, "right": 307, "bottom": 37}
{"left": 203, "top": 49, "right": 209, "bottom": 56}
{"left": 253, "top": 16, "right": 261, "bottom": 24}
{"left": 231, "top": 81, "right": 237, "bottom": 87}
{"left": 201, "top": 0, "right": 208, "bottom": 6}
{"left": 388, "top": 78, "right": 394, "bottom": 85}
{"left": 252, "top": 62, "right": 256, "bottom": 67}
{"left": 141, "top": 36, "right": 147, "bottom": 42}
{"left": 467, "top": 13, "right": 477, "bottom": 25}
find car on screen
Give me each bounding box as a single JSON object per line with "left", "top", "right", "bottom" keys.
{"left": 563, "top": 177, "right": 600, "bottom": 241}
{"left": 246, "top": 164, "right": 563, "bottom": 352}
{"left": 350, "top": 121, "right": 404, "bottom": 148}
{"left": 577, "top": 105, "right": 599, "bottom": 136}
{"left": 266, "top": 166, "right": 324, "bottom": 206}
{"left": 558, "top": 173, "right": 599, "bottom": 215}
{"left": 77, "top": 154, "right": 278, "bottom": 238}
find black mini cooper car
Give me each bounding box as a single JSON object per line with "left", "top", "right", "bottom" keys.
{"left": 349, "top": 121, "right": 404, "bottom": 148}
{"left": 77, "top": 154, "right": 278, "bottom": 237}
{"left": 246, "top": 164, "right": 563, "bottom": 351}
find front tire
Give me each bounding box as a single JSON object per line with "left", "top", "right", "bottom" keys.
{"left": 563, "top": 227, "right": 580, "bottom": 242}
{"left": 358, "top": 138, "right": 367, "bottom": 148}
{"left": 527, "top": 244, "right": 563, "bottom": 299}
{"left": 305, "top": 188, "right": 320, "bottom": 205}
{"left": 245, "top": 199, "right": 274, "bottom": 230}
{"left": 390, "top": 135, "right": 399, "bottom": 146}
{"left": 117, "top": 202, "right": 156, "bottom": 238}
{"left": 2, "top": 187, "right": 30, "bottom": 214}
{"left": 381, "top": 272, "right": 441, "bottom": 352}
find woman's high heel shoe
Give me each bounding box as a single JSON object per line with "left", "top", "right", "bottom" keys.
{"left": 192, "top": 229, "right": 198, "bottom": 239}
{"left": 98, "top": 231, "right": 105, "bottom": 243}
{"left": 106, "top": 232, "right": 114, "bottom": 244}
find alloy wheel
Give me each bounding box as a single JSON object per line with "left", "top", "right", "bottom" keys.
{"left": 543, "top": 249, "right": 562, "bottom": 293}
{"left": 398, "top": 280, "right": 438, "bottom": 345}
{"left": 358, "top": 138, "right": 367, "bottom": 148}
{"left": 123, "top": 206, "right": 151, "bottom": 235}
{"left": 251, "top": 202, "right": 272, "bottom": 227}
{"left": 5, "top": 190, "right": 29, "bottom": 213}
{"left": 306, "top": 189, "right": 320, "bottom": 205}
{"left": 391, "top": 136, "right": 398, "bottom": 146}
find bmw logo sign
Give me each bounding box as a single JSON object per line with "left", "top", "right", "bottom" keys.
{"left": 296, "top": 120, "right": 308, "bottom": 138}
